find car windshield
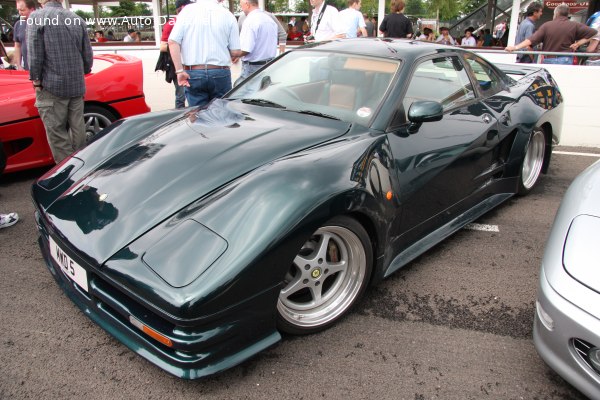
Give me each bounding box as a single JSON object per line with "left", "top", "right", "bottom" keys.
{"left": 227, "top": 50, "right": 400, "bottom": 125}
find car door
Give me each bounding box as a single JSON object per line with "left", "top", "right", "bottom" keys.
{"left": 461, "top": 52, "right": 516, "bottom": 151}
{"left": 386, "top": 54, "right": 501, "bottom": 250}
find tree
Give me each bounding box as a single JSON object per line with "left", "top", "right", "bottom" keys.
{"left": 108, "top": 1, "right": 138, "bottom": 17}
{"left": 405, "top": 0, "right": 427, "bottom": 17}
{"left": 75, "top": 9, "right": 94, "bottom": 20}
{"left": 461, "top": 0, "right": 486, "bottom": 16}
{"left": 266, "top": 0, "right": 292, "bottom": 13}
{"left": 425, "top": 0, "right": 463, "bottom": 20}
{"left": 295, "top": 0, "right": 311, "bottom": 13}
{"left": 360, "top": 0, "right": 378, "bottom": 17}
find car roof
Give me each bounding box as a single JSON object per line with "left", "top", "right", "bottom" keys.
{"left": 297, "top": 38, "right": 465, "bottom": 63}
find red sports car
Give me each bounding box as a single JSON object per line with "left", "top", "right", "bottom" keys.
{"left": 0, "top": 49, "right": 150, "bottom": 173}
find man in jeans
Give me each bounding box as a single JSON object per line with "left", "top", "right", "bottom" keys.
{"left": 506, "top": 3, "right": 597, "bottom": 65}
{"left": 168, "top": 0, "right": 241, "bottom": 107}
{"left": 27, "top": 0, "right": 93, "bottom": 163}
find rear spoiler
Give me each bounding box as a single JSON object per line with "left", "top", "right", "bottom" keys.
{"left": 494, "top": 63, "right": 542, "bottom": 77}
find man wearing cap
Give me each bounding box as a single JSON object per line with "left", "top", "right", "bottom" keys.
{"left": 514, "top": 2, "right": 543, "bottom": 63}
{"left": 160, "top": 0, "right": 191, "bottom": 108}
{"left": 168, "top": 0, "right": 241, "bottom": 107}
{"left": 236, "top": 0, "right": 278, "bottom": 84}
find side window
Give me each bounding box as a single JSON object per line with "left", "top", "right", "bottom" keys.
{"left": 403, "top": 56, "right": 475, "bottom": 119}
{"left": 464, "top": 54, "right": 503, "bottom": 97}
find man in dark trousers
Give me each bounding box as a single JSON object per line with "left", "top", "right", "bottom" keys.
{"left": 378, "top": 0, "right": 413, "bottom": 38}
{"left": 506, "top": 3, "right": 597, "bottom": 65}
{"left": 27, "top": 0, "right": 93, "bottom": 163}
{"left": 168, "top": 0, "right": 241, "bottom": 107}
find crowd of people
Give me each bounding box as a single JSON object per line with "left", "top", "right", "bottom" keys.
{"left": 506, "top": 2, "right": 599, "bottom": 65}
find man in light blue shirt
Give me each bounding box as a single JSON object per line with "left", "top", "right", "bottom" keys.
{"left": 236, "top": 0, "right": 278, "bottom": 83}
{"left": 169, "top": 0, "right": 241, "bottom": 107}
{"left": 339, "top": 0, "right": 367, "bottom": 38}
{"left": 515, "top": 2, "right": 543, "bottom": 63}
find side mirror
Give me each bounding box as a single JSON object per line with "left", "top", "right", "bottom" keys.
{"left": 406, "top": 101, "right": 444, "bottom": 134}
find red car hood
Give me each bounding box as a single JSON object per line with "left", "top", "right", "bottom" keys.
{"left": 0, "top": 54, "right": 145, "bottom": 125}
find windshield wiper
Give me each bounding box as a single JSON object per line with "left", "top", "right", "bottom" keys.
{"left": 241, "top": 98, "right": 286, "bottom": 109}
{"left": 286, "top": 109, "right": 341, "bottom": 120}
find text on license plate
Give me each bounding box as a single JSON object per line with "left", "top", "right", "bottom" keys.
{"left": 49, "top": 237, "right": 89, "bottom": 293}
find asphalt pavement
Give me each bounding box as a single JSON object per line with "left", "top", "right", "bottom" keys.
{"left": 1, "top": 147, "right": 598, "bottom": 399}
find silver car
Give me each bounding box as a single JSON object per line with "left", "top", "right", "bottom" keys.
{"left": 534, "top": 158, "right": 600, "bottom": 398}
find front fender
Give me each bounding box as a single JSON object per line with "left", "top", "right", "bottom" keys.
{"left": 102, "top": 134, "right": 395, "bottom": 321}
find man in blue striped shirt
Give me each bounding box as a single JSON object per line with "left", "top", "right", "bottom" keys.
{"left": 169, "top": 0, "right": 241, "bottom": 107}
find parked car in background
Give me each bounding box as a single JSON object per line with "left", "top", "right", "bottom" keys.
{"left": 32, "top": 39, "right": 563, "bottom": 379}
{"left": 0, "top": 43, "right": 150, "bottom": 173}
{"left": 534, "top": 159, "right": 600, "bottom": 399}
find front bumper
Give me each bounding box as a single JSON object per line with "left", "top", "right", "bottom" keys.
{"left": 35, "top": 211, "right": 281, "bottom": 379}
{"left": 534, "top": 267, "right": 600, "bottom": 398}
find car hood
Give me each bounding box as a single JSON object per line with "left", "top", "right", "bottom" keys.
{"left": 42, "top": 99, "right": 351, "bottom": 264}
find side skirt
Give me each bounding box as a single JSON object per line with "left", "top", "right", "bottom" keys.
{"left": 383, "top": 192, "right": 513, "bottom": 279}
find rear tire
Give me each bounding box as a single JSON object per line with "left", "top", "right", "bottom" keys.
{"left": 518, "top": 128, "right": 546, "bottom": 195}
{"left": 277, "top": 216, "right": 373, "bottom": 335}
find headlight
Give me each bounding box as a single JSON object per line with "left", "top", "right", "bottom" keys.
{"left": 563, "top": 215, "right": 600, "bottom": 292}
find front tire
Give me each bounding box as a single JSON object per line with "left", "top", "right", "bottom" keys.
{"left": 518, "top": 128, "right": 546, "bottom": 195}
{"left": 277, "top": 216, "right": 373, "bottom": 335}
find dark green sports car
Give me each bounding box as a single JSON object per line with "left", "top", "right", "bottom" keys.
{"left": 32, "top": 39, "right": 563, "bottom": 378}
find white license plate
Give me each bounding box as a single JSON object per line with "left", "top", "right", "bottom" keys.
{"left": 49, "top": 237, "right": 89, "bottom": 293}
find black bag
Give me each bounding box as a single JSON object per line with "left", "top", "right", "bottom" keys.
{"left": 155, "top": 50, "right": 177, "bottom": 84}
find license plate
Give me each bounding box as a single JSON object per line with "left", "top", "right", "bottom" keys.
{"left": 49, "top": 237, "right": 89, "bottom": 293}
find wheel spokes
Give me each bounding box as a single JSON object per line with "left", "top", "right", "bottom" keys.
{"left": 277, "top": 221, "right": 370, "bottom": 330}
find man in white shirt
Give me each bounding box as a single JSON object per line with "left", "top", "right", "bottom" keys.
{"left": 168, "top": 0, "right": 241, "bottom": 107}
{"left": 460, "top": 29, "right": 476, "bottom": 46}
{"left": 339, "top": 0, "right": 367, "bottom": 38}
{"left": 309, "top": 0, "right": 345, "bottom": 41}
{"left": 123, "top": 29, "right": 136, "bottom": 42}
{"left": 237, "top": 0, "right": 278, "bottom": 83}
{"left": 238, "top": 9, "right": 287, "bottom": 55}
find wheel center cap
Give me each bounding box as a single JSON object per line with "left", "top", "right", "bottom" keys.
{"left": 311, "top": 268, "right": 322, "bottom": 279}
